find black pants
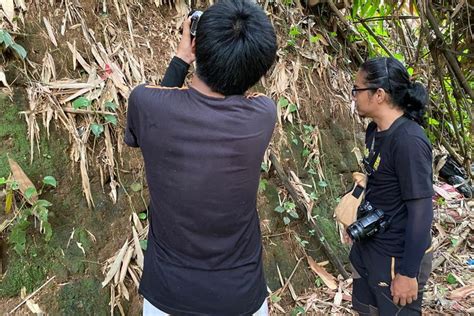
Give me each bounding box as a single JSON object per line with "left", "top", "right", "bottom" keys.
{"left": 349, "top": 243, "right": 432, "bottom": 316}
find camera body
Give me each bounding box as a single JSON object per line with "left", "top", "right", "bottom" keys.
{"left": 189, "top": 10, "right": 203, "bottom": 38}
{"left": 346, "top": 201, "right": 388, "bottom": 242}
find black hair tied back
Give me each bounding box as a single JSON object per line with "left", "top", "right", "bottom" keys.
{"left": 402, "top": 81, "right": 428, "bottom": 124}
{"left": 360, "top": 57, "right": 429, "bottom": 125}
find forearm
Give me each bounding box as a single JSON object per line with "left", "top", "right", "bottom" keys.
{"left": 399, "top": 197, "right": 433, "bottom": 278}
{"left": 161, "top": 56, "right": 190, "bottom": 87}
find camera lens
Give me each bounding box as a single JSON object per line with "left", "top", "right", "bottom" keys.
{"left": 346, "top": 222, "right": 364, "bottom": 242}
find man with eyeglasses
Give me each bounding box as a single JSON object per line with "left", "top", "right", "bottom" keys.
{"left": 348, "top": 57, "right": 434, "bottom": 316}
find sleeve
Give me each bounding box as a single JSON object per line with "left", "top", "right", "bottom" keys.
{"left": 399, "top": 197, "right": 433, "bottom": 278}
{"left": 160, "top": 56, "right": 190, "bottom": 87}
{"left": 394, "top": 135, "right": 434, "bottom": 200}
{"left": 124, "top": 85, "right": 143, "bottom": 147}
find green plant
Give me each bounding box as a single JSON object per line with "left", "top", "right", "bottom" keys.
{"left": 0, "top": 29, "right": 27, "bottom": 59}
{"left": 2, "top": 175, "right": 57, "bottom": 253}
{"left": 274, "top": 200, "right": 299, "bottom": 225}
{"left": 71, "top": 98, "right": 119, "bottom": 138}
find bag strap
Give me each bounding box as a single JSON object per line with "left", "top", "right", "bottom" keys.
{"left": 365, "top": 116, "right": 410, "bottom": 173}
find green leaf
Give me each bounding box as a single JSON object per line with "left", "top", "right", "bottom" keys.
{"left": 292, "top": 138, "right": 298, "bottom": 145}
{"left": 104, "top": 114, "right": 117, "bottom": 125}
{"left": 318, "top": 180, "right": 328, "bottom": 188}
{"left": 291, "top": 306, "right": 305, "bottom": 316}
{"left": 302, "top": 148, "right": 310, "bottom": 157}
{"left": 446, "top": 273, "right": 457, "bottom": 285}
{"left": 271, "top": 294, "right": 281, "bottom": 303}
{"left": 450, "top": 237, "right": 458, "bottom": 246}
{"left": 407, "top": 67, "right": 414, "bottom": 77}
{"left": 284, "top": 201, "right": 296, "bottom": 210}
{"left": 310, "top": 35, "right": 321, "bottom": 43}
{"left": 91, "top": 124, "right": 104, "bottom": 137}
{"left": 35, "top": 199, "right": 52, "bottom": 208}
{"left": 258, "top": 179, "right": 268, "bottom": 193}
{"left": 9, "top": 217, "right": 30, "bottom": 254}
{"left": 0, "top": 177, "right": 6, "bottom": 185}
{"left": 105, "top": 101, "right": 117, "bottom": 111}
{"left": 288, "top": 104, "right": 298, "bottom": 113}
{"left": 42, "top": 221, "right": 53, "bottom": 241}
{"left": 289, "top": 210, "right": 299, "bottom": 219}
{"left": 11, "top": 43, "right": 27, "bottom": 59}
{"left": 274, "top": 206, "right": 285, "bottom": 213}
{"left": 25, "top": 187, "right": 37, "bottom": 200}
{"left": 283, "top": 216, "right": 291, "bottom": 225}
{"left": 427, "top": 118, "right": 440, "bottom": 126}
{"left": 138, "top": 212, "right": 147, "bottom": 220}
{"left": 140, "top": 239, "right": 148, "bottom": 251}
{"left": 72, "top": 97, "right": 91, "bottom": 109}
{"left": 0, "top": 30, "right": 14, "bottom": 47}
{"left": 131, "top": 182, "right": 143, "bottom": 192}
{"left": 43, "top": 176, "right": 57, "bottom": 188}
{"left": 261, "top": 162, "right": 269, "bottom": 173}
{"left": 289, "top": 26, "right": 301, "bottom": 38}
{"left": 10, "top": 180, "right": 19, "bottom": 190}
{"left": 278, "top": 97, "right": 289, "bottom": 108}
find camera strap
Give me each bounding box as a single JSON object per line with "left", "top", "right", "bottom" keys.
{"left": 364, "top": 116, "right": 410, "bottom": 176}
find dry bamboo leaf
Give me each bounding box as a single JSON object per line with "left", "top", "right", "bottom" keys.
{"left": 14, "top": 0, "right": 26, "bottom": 10}
{"left": 66, "top": 41, "right": 92, "bottom": 74}
{"left": 434, "top": 222, "right": 447, "bottom": 240}
{"left": 450, "top": 285, "right": 474, "bottom": 300}
{"left": 79, "top": 143, "right": 94, "bottom": 208}
{"left": 132, "top": 226, "right": 144, "bottom": 269}
{"left": 0, "top": 67, "right": 11, "bottom": 90}
{"left": 120, "top": 281, "right": 129, "bottom": 301}
{"left": 43, "top": 17, "right": 58, "bottom": 47}
{"left": 127, "top": 266, "right": 140, "bottom": 287}
{"left": 25, "top": 299, "right": 43, "bottom": 314}
{"left": 8, "top": 158, "right": 38, "bottom": 204}
{"left": 307, "top": 256, "right": 338, "bottom": 290}
{"left": 119, "top": 246, "right": 134, "bottom": 283}
{"left": 102, "top": 240, "right": 129, "bottom": 287}
{"left": 1, "top": 0, "right": 15, "bottom": 22}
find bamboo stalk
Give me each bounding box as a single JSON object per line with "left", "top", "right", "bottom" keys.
{"left": 269, "top": 152, "right": 350, "bottom": 279}
{"left": 326, "top": 0, "right": 364, "bottom": 64}
{"left": 432, "top": 56, "right": 466, "bottom": 157}
{"left": 423, "top": 3, "right": 474, "bottom": 101}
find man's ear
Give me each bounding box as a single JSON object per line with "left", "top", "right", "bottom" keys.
{"left": 376, "top": 88, "right": 387, "bottom": 104}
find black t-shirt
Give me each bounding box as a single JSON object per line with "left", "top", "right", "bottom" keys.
{"left": 358, "top": 117, "right": 434, "bottom": 257}
{"left": 125, "top": 84, "right": 276, "bottom": 315}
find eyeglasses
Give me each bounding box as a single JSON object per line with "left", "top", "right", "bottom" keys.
{"left": 351, "top": 87, "right": 378, "bottom": 97}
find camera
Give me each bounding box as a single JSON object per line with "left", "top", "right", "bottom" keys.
{"left": 346, "top": 201, "right": 388, "bottom": 242}
{"left": 188, "top": 10, "right": 203, "bottom": 38}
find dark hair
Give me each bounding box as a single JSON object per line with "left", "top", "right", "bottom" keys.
{"left": 360, "top": 57, "right": 428, "bottom": 125}
{"left": 195, "top": 0, "right": 277, "bottom": 95}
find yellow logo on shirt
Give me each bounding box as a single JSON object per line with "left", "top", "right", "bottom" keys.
{"left": 374, "top": 155, "right": 381, "bottom": 170}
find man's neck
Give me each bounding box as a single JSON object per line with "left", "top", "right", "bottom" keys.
{"left": 373, "top": 109, "right": 404, "bottom": 132}
{"left": 190, "top": 75, "right": 226, "bottom": 99}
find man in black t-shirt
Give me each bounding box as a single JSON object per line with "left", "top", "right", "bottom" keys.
{"left": 349, "top": 58, "right": 434, "bottom": 315}
{"left": 125, "top": 1, "right": 277, "bottom": 315}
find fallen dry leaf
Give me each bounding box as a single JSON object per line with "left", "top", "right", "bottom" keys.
{"left": 307, "top": 256, "right": 338, "bottom": 290}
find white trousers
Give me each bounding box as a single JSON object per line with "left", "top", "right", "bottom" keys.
{"left": 143, "top": 298, "right": 269, "bottom": 316}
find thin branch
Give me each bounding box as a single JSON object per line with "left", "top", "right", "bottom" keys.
{"left": 326, "top": 0, "right": 364, "bottom": 64}
{"left": 10, "top": 276, "right": 56, "bottom": 314}
{"left": 354, "top": 15, "right": 420, "bottom": 23}
{"left": 359, "top": 20, "right": 394, "bottom": 58}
